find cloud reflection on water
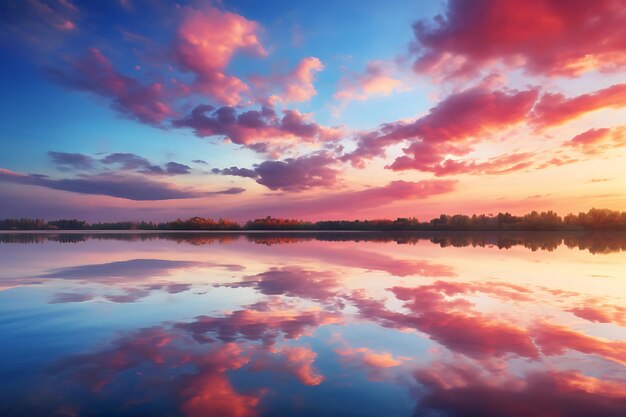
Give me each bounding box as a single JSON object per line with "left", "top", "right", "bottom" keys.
{"left": 0, "top": 233, "right": 624, "bottom": 416}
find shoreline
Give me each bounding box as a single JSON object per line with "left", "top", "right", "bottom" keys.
{"left": 2, "top": 229, "right": 626, "bottom": 234}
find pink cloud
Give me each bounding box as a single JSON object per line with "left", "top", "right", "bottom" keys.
{"left": 389, "top": 147, "right": 534, "bottom": 175}
{"left": 251, "top": 345, "right": 324, "bottom": 386}
{"left": 411, "top": 0, "right": 626, "bottom": 79}
{"left": 347, "top": 284, "right": 539, "bottom": 360}
{"left": 563, "top": 126, "right": 626, "bottom": 155}
{"left": 344, "top": 86, "right": 539, "bottom": 172}
{"left": 281, "top": 57, "right": 323, "bottom": 102}
{"left": 295, "top": 179, "right": 458, "bottom": 216}
{"left": 175, "top": 6, "right": 266, "bottom": 105}
{"left": 221, "top": 179, "right": 457, "bottom": 220}
{"left": 534, "top": 322, "right": 626, "bottom": 366}
{"left": 251, "top": 57, "right": 324, "bottom": 103}
{"left": 567, "top": 303, "right": 626, "bottom": 327}
{"left": 390, "top": 285, "right": 540, "bottom": 359}
{"left": 292, "top": 246, "right": 456, "bottom": 278}
{"left": 414, "top": 361, "right": 626, "bottom": 417}
{"left": 531, "top": 83, "right": 626, "bottom": 128}
{"left": 334, "top": 61, "right": 404, "bottom": 102}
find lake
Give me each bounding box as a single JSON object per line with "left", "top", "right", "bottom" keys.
{"left": 1, "top": 232, "right": 625, "bottom": 416}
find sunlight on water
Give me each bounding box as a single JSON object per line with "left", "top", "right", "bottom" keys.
{"left": 1, "top": 232, "right": 625, "bottom": 416}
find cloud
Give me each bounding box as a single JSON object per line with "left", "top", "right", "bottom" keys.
{"left": 104, "top": 287, "right": 151, "bottom": 303}
{"left": 410, "top": 0, "right": 626, "bottom": 79}
{"left": 0, "top": 0, "right": 79, "bottom": 45}
{"left": 343, "top": 86, "right": 539, "bottom": 172}
{"left": 164, "top": 162, "right": 191, "bottom": 175}
{"left": 174, "top": 299, "right": 341, "bottom": 345}
{"left": 532, "top": 83, "right": 626, "bottom": 129}
{"left": 100, "top": 152, "right": 191, "bottom": 176}
{"left": 49, "top": 291, "right": 94, "bottom": 304}
{"left": 333, "top": 337, "right": 405, "bottom": 381}
{"left": 39, "top": 259, "right": 206, "bottom": 282}
{"left": 32, "top": 259, "right": 226, "bottom": 304}
{"left": 533, "top": 322, "right": 626, "bottom": 367}
{"left": 0, "top": 168, "right": 205, "bottom": 200}
{"left": 174, "top": 6, "right": 266, "bottom": 105}
{"left": 47, "top": 151, "right": 193, "bottom": 176}
{"left": 48, "top": 151, "right": 96, "bottom": 170}
{"left": 318, "top": 179, "right": 457, "bottom": 210}
{"left": 250, "top": 345, "right": 324, "bottom": 386}
{"left": 42, "top": 323, "right": 329, "bottom": 416}
{"left": 213, "top": 167, "right": 257, "bottom": 178}
{"left": 278, "top": 57, "right": 323, "bottom": 102}
{"left": 101, "top": 152, "right": 156, "bottom": 170}
{"left": 49, "top": 327, "right": 267, "bottom": 417}
{"left": 214, "top": 152, "right": 340, "bottom": 191}
{"left": 413, "top": 361, "right": 626, "bottom": 417}
{"left": 48, "top": 48, "right": 173, "bottom": 125}
{"left": 390, "top": 284, "right": 540, "bottom": 359}
{"left": 334, "top": 61, "right": 404, "bottom": 103}
{"left": 221, "top": 179, "right": 458, "bottom": 220}
{"left": 220, "top": 267, "right": 341, "bottom": 302}
{"left": 251, "top": 57, "right": 324, "bottom": 103}
{"left": 568, "top": 303, "right": 626, "bottom": 327}
{"left": 348, "top": 280, "right": 626, "bottom": 365}
{"left": 347, "top": 281, "right": 540, "bottom": 360}
{"left": 179, "top": 343, "right": 263, "bottom": 417}
{"left": 563, "top": 126, "right": 626, "bottom": 155}
{"left": 390, "top": 147, "right": 535, "bottom": 175}
{"left": 271, "top": 244, "right": 455, "bottom": 278}
{"left": 173, "top": 104, "right": 342, "bottom": 153}
{"left": 208, "top": 187, "right": 246, "bottom": 195}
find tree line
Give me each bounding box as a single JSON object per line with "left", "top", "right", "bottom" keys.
{"left": 2, "top": 209, "right": 626, "bottom": 231}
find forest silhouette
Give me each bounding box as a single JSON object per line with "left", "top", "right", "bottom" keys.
{"left": 2, "top": 208, "right": 626, "bottom": 231}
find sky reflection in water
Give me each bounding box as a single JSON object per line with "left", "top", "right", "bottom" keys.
{"left": 0, "top": 232, "right": 625, "bottom": 417}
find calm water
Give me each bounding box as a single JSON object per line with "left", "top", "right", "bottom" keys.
{"left": 1, "top": 232, "right": 625, "bottom": 417}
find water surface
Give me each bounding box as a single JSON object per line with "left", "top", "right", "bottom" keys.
{"left": 1, "top": 232, "right": 625, "bottom": 416}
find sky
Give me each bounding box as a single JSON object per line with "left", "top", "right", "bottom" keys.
{"left": 0, "top": 0, "right": 625, "bottom": 222}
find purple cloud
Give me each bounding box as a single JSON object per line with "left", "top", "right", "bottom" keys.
{"left": 48, "top": 151, "right": 96, "bottom": 170}
{"left": 49, "top": 291, "right": 95, "bottom": 304}
{"left": 100, "top": 153, "right": 191, "bottom": 176}
{"left": 214, "top": 152, "right": 339, "bottom": 192}
{"left": 173, "top": 104, "right": 341, "bottom": 154}
{"left": 0, "top": 169, "right": 205, "bottom": 200}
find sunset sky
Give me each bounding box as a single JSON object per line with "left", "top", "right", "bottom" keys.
{"left": 1, "top": 0, "right": 625, "bottom": 221}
